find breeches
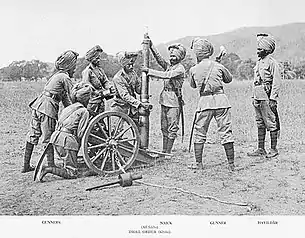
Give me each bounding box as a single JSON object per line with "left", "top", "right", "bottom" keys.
{"left": 161, "top": 105, "right": 180, "bottom": 139}
{"left": 194, "top": 108, "right": 234, "bottom": 145}
{"left": 252, "top": 99, "right": 277, "bottom": 131}
{"left": 26, "top": 110, "right": 56, "bottom": 145}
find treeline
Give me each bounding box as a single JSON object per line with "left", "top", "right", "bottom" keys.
{"left": 1, "top": 52, "right": 304, "bottom": 81}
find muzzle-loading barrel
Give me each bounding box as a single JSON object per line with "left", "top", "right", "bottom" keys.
{"left": 139, "top": 33, "right": 151, "bottom": 148}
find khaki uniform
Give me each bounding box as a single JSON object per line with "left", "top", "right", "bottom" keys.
{"left": 148, "top": 46, "right": 185, "bottom": 139}
{"left": 189, "top": 59, "right": 233, "bottom": 144}
{"left": 50, "top": 102, "right": 90, "bottom": 175}
{"left": 111, "top": 68, "right": 142, "bottom": 123}
{"left": 253, "top": 55, "right": 281, "bottom": 131}
{"left": 26, "top": 72, "right": 73, "bottom": 145}
{"left": 82, "top": 64, "right": 112, "bottom": 115}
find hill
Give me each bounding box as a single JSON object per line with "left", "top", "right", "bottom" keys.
{"left": 156, "top": 22, "right": 305, "bottom": 62}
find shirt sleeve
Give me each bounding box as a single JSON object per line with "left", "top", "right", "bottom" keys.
{"left": 189, "top": 67, "right": 197, "bottom": 88}
{"left": 150, "top": 44, "right": 170, "bottom": 71}
{"left": 270, "top": 60, "right": 282, "bottom": 101}
{"left": 77, "top": 109, "right": 90, "bottom": 139}
{"left": 61, "top": 77, "right": 73, "bottom": 107}
{"left": 113, "top": 75, "right": 141, "bottom": 108}
{"left": 220, "top": 64, "right": 233, "bottom": 83}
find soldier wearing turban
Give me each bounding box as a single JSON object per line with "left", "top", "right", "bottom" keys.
{"left": 38, "top": 83, "right": 94, "bottom": 181}
{"left": 111, "top": 51, "right": 150, "bottom": 126}
{"left": 188, "top": 38, "right": 235, "bottom": 171}
{"left": 22, "top": 50, "right": 79, "bottom": 173}
{"left": 247, "top": 34, "right": 281, "bottom": 158}
{"left": 82, "top": 45, "right": 115, "bottom": 116}
{"left": 141, "top": 38, "right": 186, "bottom": 155}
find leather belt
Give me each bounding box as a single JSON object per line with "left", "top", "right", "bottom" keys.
{"left": 43, "top": 91, "right": 60, "bottom": 102}
{"left": 57, "top": 126, "right": 75, "bottom": 135}
{"left": 200, "top": 91, "right": 224, "bottom": 97}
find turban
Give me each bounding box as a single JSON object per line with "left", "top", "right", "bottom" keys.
{"left": 85, "top": 45, "right": 103, "bottom": 62}
{"left": 116, "top": 51, "right": 138, "bottom": 67}
{"left": 257, "top": 33, "right": 276, "bottom": 54}
{"left": 55, "top": 50, "right": 79, "bottom": 71}
{"left": 168, "top": 43, "right": 186, "bottom": 62}
{"left": 71, "top": 82, "right": 93, "bottom": 104}
{"left": 190, "top": 38, "right": 214, "bottom": 59}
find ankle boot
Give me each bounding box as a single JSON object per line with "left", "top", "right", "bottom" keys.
{"left": 247, "top": 128, "right": 267, "bottom": 156}
{"left": 224, "top": 142, "right": 235, "bottom": 171}
{"left": 45, "top": 144, "right": 55, "bottom": 167}
{"left": 166, "top": 138, "right": 175, "bottom": 154}
{"left": 188, "top": 143, "right": 204, "bottom": 169}
{"left": 266, "top": 131, "right": 279, "bottom": 158}
{"left": 39, "top": 166, "right": 76, "bottom": 182}
{"left": 21, "top": 142, "right": 35, "bottom": 173}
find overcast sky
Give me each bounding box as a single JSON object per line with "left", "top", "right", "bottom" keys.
{"left": 0, "top": 0, "right": 304, "bottom": 67}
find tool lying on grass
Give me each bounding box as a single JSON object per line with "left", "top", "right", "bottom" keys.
{"left": 86, "top": 171, "right": 256, "bottom": 211}
{"left": 86, "top": 172, "right": 143, "bottom": 191}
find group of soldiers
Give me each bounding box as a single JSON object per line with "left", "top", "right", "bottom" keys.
{"left": 21, "top": 32, "right": 281, "bottom": 181}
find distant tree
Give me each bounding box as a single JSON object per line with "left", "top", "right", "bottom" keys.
{"left": 237, "top": 58, "right": 256, "bottom": 80}
{"left": 221, "top": 52, "right": 242, "bottom": 77}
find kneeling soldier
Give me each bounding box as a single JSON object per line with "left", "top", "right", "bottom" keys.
{"left": 189, "top": 38, "right": 235, "bottom": 171}
{"left": 38, "top": 83, "right": 93, "bottom": 181}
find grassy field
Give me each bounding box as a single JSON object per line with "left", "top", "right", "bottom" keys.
{"left": 0, "top": 79, "right": 305, "bottom": 215}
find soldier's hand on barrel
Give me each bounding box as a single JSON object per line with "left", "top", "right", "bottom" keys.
{"left": 139, "top": 102, "right": 153, "bottom": 111}
{"left": 141, "top": 65, "right": 149, "bottom": 74}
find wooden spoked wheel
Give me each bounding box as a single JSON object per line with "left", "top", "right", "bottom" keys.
{"left": 81, "top": 111, "right": 140, "bottom": 175}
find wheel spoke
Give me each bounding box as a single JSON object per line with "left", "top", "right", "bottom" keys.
{"left": 118, "top": 137, "right": 136, "bottom": 143}
{"left": 97, "top": 122, "right": 109, "bottom": 139}
{"left": 107, "top": 116, "right": 111, "bottom": 137}
{"left": 100, "top": 149, "right": 110, "bottom": 171}
{"left": 115, "top": 125, "right": 132, "bottom": 140}
{"left": 89, "top": 133, "right": 107, "bottom": 142}
{"left": 111, "top": 150, "right": 116, "bottom": 171}
{"left": 113, "top": 117, "right": 123, "bottom": 138}
{"left": 115, "top": 149, "right": 127, "bottom": 165}
{"left": 91, "top": 147, "right": 107, "bottom": 163}
{"left": 118, "top": 143, "right": 134, "bottom": 153}
{"left": 88, "top": 142, "right": 107, "bottom": 150}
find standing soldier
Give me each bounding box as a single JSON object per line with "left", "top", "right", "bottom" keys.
{"left": 247, "top": 34, "right": 281, "bottom": 158}
{"left": 188, "top": 38, "right": 235, "bottom": 171}
{"left": 22, "top": 50, "right": 79, "bottom": 173}
{"left": 141, "top": 38, "right": 186, "bottom": 155}
{"left": 111, "top": 51, "right": 151, "bottom": 125}
{"left": 38, "top": 83, "right": 93, "bottom": 181}
{"left": 82, "top": 45, "right": 115, "bottom": 116}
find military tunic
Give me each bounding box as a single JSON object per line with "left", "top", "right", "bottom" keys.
{"left": 26, "top": 72, "right": 73, "bottom": 145}
{"left": 111, "top": 68, "right": 141, "bottom": 123}
{"left": 82, "top": 64, "right": 112, "bottom": 115}
{"left": 148, "top": 45, "right": 185, "bottom": 139}
{"left": 189, "top": 59, "right": 234, "bottom": 144}
{"left": 50, "top": 102, "right": 90, "bottom": 174}
{"left": 252, "top": 55, "right": 281, "bottom": 131}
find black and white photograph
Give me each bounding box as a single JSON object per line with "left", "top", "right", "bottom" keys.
{"left": 0, "top": 0, "right": 305, "bottom": 237}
